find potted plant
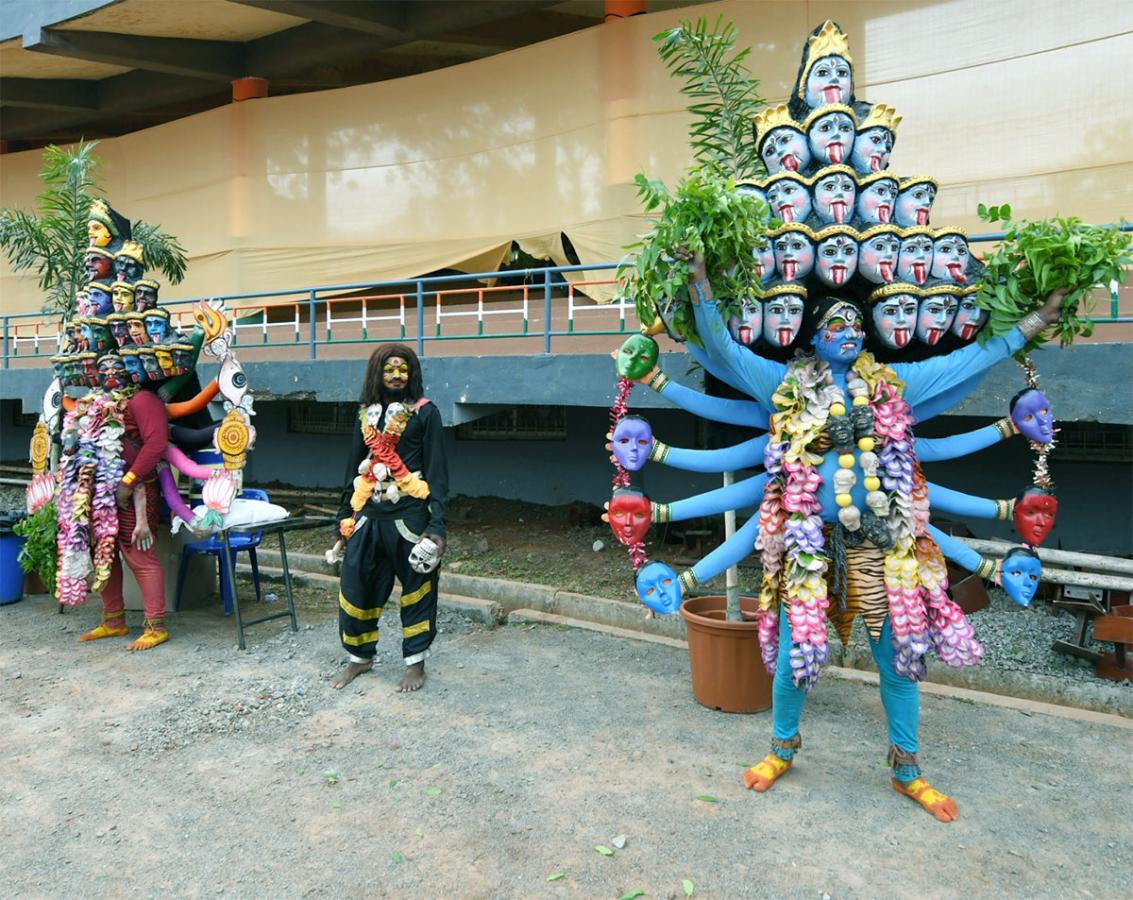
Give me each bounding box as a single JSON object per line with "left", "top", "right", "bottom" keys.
{"left": 13, "top": 503, "right": 58, "bottom": 598}
{"left": 620, "top": 17, "right": 773, "bottom": 712}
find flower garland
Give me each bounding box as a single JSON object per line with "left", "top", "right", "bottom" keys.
{"left": 757, "top": 351, "right": 981, "bottom": 689}
{"left": 607, "top": 376, "right": 649, "bottom": 572}
{"left": 349, "top": 402, "right": 430, "bottom": 516}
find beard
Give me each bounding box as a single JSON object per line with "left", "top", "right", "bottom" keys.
{"left": 380, "top": 384, "right": 407, "bottom": 402}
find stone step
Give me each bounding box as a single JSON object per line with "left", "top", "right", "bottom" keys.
{"left": 507, "top": 608, "right": 688, "bottom": 650}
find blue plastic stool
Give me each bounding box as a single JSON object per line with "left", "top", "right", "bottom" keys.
{"left": 174, "top": 488, "right": 270, "bottom": 616}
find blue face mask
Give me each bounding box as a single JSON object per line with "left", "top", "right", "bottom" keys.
{"left": 635, "top": 561, "right": 681, "bottom": 615}
{"left": 999, "top": 553, "right": 1041, "bottom": 607}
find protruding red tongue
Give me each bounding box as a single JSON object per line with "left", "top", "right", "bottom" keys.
{"left": 870, "top": 155, "right": 881, "bottom": 172}
{"left": 828, "top": 142, "right": 844, "bottom": 164}
{"left": 878, "top": 205, "right": 891, "bottom": 223}
{"left": 879, "top": 261, "right": 894, "bottom": 282}
{"left": 960, "top": 322, "right": 977, "bottom": 340}
{"left": 916, "top": 208, "right": 929, "bottom": 226}
{"left": 832, "top": 200, "right": 847, "bottom": 223}
{"left": 947, "top": 263, "right": 966, "bottom": 282}
{"left": 753, "top": 259, "right": 764, "bottom": 276}
{"left": 926, "top": 328, "right": 943, "bottom": 346}
{"left": 782, "top": 259, "right": 798, "bottom": 281}
{"left": 831, "top": 265, "right": 847, "bottom": 286}
{"left": 779, "top": 204, "right": 794, "bottom": 223}
{"left": 912, "top": 262, "right": 927, "bottom": 284}
{"left": 823, "top": 85, "right": 842, "bottom": 103}
{"left": 781, "top": 154, "right": 799, "bottom": 172}
{"left": 894, "top": 328, "right": 910, "bottom": 348}
{"left": 739, "top": 325, "right": 752, "bottom": 345}
{"left": 778, "top": 327, "right": 794, "bottom": 346}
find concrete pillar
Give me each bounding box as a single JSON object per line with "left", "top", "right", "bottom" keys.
{"left": 231, "top": 77, "right": 269, "bottom": 103}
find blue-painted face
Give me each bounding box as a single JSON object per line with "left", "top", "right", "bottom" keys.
{"left": 915, "top": 294, "right": 959, "bottom": 346}
{"left": 635, "top": 561, "right": 681, "bottom": 615}
{"left": 872, "top": 293, "right": 918, "bottom": 350}
{"left": 122, "top": 353, "right": 148, "bottom": 384}
{"left": 760, "top": 128, "right": 811, "bottom": 175}
{"left": 851, "top": 127, "right": 894, "bottom": 174}
{"left": 772, "top": 231, "right": 815, "bottom": 282}
{"left": 144, "top": 313, "right": 170, "bottom": 342}
{"left": 811, "top": 305, "right": 864, "bottom": 365}
{"left": 804, "top": 54, "right": 852, "bottom": 108}
{"left": 999, "top": 552, "right": 1041, "bottom": 607}
{"left": 763, "top": 294, "right": 805, "bottom": 347}
{"left": 951, "top": 295, "right": 987, "bottom": 341}
{"left": 753, "top": 240, "right": 776, "bottom": 285}
{"left": 931, "top": 234, "right": 971, "bottom": 283}
{"left": 897, "top": 234, "right": 934, "bottom": 285}
{"left": 815, "top": 235, "right": 858, "bottom": 288}
{"left": 856, "top": 179, "right": 897, "bottom": 225}
{"left": 807, "top": 112, "right": 855, "bottom": 166}
{"left": 735, "top": 183, "right": 768, "bottom": 212}
{"left": 858, "top": 232, "right": 901, "bottom": 283}
{"left": 728, "top": 299, "right": 763, "bottom": 347}
{"left": 86, "top": 286, "right": 113, "bottom": 316}
{"left": 813, "top": 171, "right": 856, "bottom": 225}
{"left": 895, "top": 183, "right": 935, "bottom": 227}
{"left": 766, "top": 179, "right": 812, "bottom": 224}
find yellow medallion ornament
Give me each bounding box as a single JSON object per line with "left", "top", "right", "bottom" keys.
{"left": 30, "top": 422, "right": 50, "bottom": 475}
{"left": 216, "top": 409, "right": 251, "bottom": 470}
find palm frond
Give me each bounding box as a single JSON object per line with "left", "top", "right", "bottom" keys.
{"left": 132, "top": 221, "right": 188, "bottom": 285}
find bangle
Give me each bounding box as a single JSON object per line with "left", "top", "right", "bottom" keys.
{"left": 646, "top": 369, "right": 670, "bottom": 392}
{"left": 994, "top": 498, "right": 1015, "bottom": 520}
{"left": 651, "top": 501, "right": 672, "bottom": 524}
{"left": 121, "top": 472, "right": 137, "bottom": 486}
{"left": 1018, "top": 311, "right": 1046, "bottom": 340}
{"left": 994, "top": 416, "right": 1017, "bottom": 439}
{"left": 648, "top": 439, "right": 671, "bottom": 464}
{"left": 678, "top": 569, "right": 698, "bottom": 593}
{"left": 976, "top": 557, "right": 997, "bottom": 580}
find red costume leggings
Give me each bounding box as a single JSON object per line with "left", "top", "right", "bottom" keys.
{"left": 100, "top": 480, "right": 166, "bottom": 621}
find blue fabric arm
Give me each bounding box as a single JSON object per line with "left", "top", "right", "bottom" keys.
{"left": 918, "top": 424, "right": 1006, "bottom": 462}
{"left": 663, "top": 472, "right": 768, "bottom": 522}
{"left": 927, "top": 482, "right": 1000, "bottom": 519}
{"left": 692, "top": 298, "right": 786, "bottom": 405}
{"left": 910, "top": 373, "right": 986, "bottom": 423}
{"left": 895, "top": 327, "right": 1025, "bottom": 408}
{"left": 658, "top": 434, "right": 769, "bottom": 472}
{"left": 926, "top": 523, "right": 984, "bottom": 573}
{"left": 684, "top": 341, "right": 763, "bottom": 400}
{"left": 657, "top": 370, "right": 769, "bottom": 428}
{"left": 691, "top": 513, "right": 761, "bottom": 585}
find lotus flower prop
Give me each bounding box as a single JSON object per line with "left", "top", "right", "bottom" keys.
{"left": 25, "top": 472, "right": 56, "bottom": 514}
{"left": 197, "top": 469, "right": 240, "bottom": 532}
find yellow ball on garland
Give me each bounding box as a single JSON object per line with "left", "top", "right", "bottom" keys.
{"left": 838, "top": 453, "right": 855, "bottom": 468}
{"left": 852, "top": 395, "right": 869, "bottom": 407}
{"left": 835, "top": 493, "right": 853, "bottom": 508}
{"left": 830, "top": 402, "right": 846, "bottom": 417}
{"left": 864, "top": 476, "right": 881, "bottom": 491}
{"left": 857, "top": 437, "right": 875, "bottom": 452}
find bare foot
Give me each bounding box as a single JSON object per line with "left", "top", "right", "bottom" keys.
{"left": 396, "top": 661, "right": 426, "bottom": 692}
{"left": 331, "top": 660, "right": 372, "bottom": 689}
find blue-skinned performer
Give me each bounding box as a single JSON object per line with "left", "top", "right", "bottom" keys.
{"left": 683, "top": 251, "right": 1066, "bottom": 822}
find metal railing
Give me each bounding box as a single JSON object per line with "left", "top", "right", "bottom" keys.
{"left": 3, "top": 226, "right": 1131, "bottom": 368}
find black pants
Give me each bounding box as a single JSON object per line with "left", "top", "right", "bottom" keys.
{"left": 338, "top": 511, "right": 438, "bottom": 663}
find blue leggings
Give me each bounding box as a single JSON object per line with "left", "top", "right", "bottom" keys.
{"left": 771, "top": 604, "right": 919, "bottom": 753}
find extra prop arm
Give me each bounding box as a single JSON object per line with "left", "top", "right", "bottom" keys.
{"left": 909, "top": 374, "right": 986, "bottom": 424}
{"left": 896, "top": 327, "right": 1026, "bottom": 408}
{"left": 927, "top": 482, "right": 1014, "bottom": 520}
{"left": 653, "top": 472, "right": 768, "bottom": 523}
{"left": 691, "top": 295, "right": 786, "bottom": 407}
{"left": 650, "top": 434, "right": 769, "bottom": 473}
{"left": 926, "top": 523, "right": 990, "bottom": 576}
{"left": 163, "top": 444, "right": 218, "bottom": 481}
{"left": 918, "top": 419, "right": 1015, "bottom": 462}
{"left": 649, "top": 366, "right": 769, "bottom": 428}
{"left": 156, "top": 463, "right": 196, "bottom": 529}
{"left": 686, "top": 512, "right": 761, "bottom": 588}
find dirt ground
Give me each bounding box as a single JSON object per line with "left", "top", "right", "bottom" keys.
{"left": 2, "top": 582, "right": 1131, "bottom": 899}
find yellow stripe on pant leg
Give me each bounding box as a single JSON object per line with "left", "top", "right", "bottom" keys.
{"left": 342, "top": 629, "right": 379, "bottom": 646}
{"left": 399, "top": 583, "right": 431, "bottom": 608}
{"left": 340, "top": 592, "right": 381, "bottom": 621}
{"left": 403, "top": 620, "right": 430, "bottom": 639}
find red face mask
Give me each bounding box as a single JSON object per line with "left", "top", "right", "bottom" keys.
{"left": 1013, "top": 493, "right": 1057, "bottom": 546}
{"left": 608, "top": 492, "right": 652, "bottom": 546}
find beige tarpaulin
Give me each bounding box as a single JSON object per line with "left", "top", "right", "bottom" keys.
{"left": 2, "top": 0, "right": 1131, "bottom": 315}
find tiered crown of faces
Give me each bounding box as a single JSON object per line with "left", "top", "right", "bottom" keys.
{"left": 54, "top": 199, "right": 193, "bottom": 391}
{"left": 735, "top": 20, "right": 987, "bottom": 359}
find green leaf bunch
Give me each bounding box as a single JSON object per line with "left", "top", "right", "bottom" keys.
{"left": 654, "top": 16, "right": 767, "bottom": 181}
{"left": 618, "top": 170, "right": 770, "bottom": 343}
{"left": 975, "top": 204, "right": 1131, "bottom": 349}
{"left": 13, "top": 502, "right": 58, "bottom": 594}
{"left": 0, "top": 140, "right": 189, "bottom": 320}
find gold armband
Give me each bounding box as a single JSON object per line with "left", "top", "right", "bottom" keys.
{"left": 976, "top": 557, "right": 998, "bottom": 580}
{"left": 648, "top": 439, "right": 671, "bottom": 464}
{"left": 651, "top": 501, "right": 672, "bottom": 524}
{"left": 994, "top": 498, "right": 1016, "bottom": 520}
{"left": 646, "top": 369, "right": 670, "bottom": 392}
{"left": 121, "top": 471, "right": 137, "bottom": 486}
{"left": 993, "top": 416, "right": 1017, "bottom": 439}
{"left": 678, "top": 569, "right": 698, "bottom": 594}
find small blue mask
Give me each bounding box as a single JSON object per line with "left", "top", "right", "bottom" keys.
{"left": 635, "top": 561, "right": 681, "bottom": 615}
{"left": 999, "top": 552, "right": 1041, "bottom": 607}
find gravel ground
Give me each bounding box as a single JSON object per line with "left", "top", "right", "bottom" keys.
{"left": 1, "top": 587, "right": 1132, "bottom": 899}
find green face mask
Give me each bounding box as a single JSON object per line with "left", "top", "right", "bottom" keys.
{"left": 616, "top": 334, "right": 659, "bottom": 379}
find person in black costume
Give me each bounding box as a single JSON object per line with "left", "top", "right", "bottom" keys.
{"left": 330, "top": 344, "right": 449, "bottom": 693}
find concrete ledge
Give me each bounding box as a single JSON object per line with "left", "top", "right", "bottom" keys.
{"left": 508, "top": 609, "right": 688, "bottom": 650}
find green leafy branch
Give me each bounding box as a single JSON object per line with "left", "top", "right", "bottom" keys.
{"left": 975, "top": 204, "right": 1132, "bottom": 350}
{"left": 14, "top": 502, "right": 58, "bottom": 594}
{"left": 653, "top": 16, "right": 767, "bottom": 181}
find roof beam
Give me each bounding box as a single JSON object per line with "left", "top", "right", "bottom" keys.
{"left": 0, "top": 77, "right": 99, "bottom": 112}
{"left": 231, "top": 1, "right": 409, "bottom": 38}
{"left": 22, "top": 27, "right": 244, "bottom": 81}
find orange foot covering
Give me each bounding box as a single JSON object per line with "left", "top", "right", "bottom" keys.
{"left": 127, "top": 621, "right": 169, "bottom": 651}
{"left": 743, "top": 754, "right": 792, "bottom": 792}
{"left": 79, "top": 622, "right": 129, "bottom": 641}
{"left": 892, "top": 777, "right": 959, "bottom": 822}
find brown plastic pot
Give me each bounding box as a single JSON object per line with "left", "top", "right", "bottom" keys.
{"left": 680, "top": 594, "right": 772, "bottom": 714}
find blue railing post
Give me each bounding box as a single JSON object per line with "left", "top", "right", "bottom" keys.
{"left": 308, "top": 290, "right": 317, "bottom": 359}
{"left": 416, "top": 280, "right": 425, "bottom": 356}
{"left": 2, "top": 316, "right": 8, "bottom": 369}
{"left": 543, "top": 268, "right": 552, "bottom": 353}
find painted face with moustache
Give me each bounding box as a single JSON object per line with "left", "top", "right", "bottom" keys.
{"left": 382, "top": 356, "right": 411, "bottom": 401}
